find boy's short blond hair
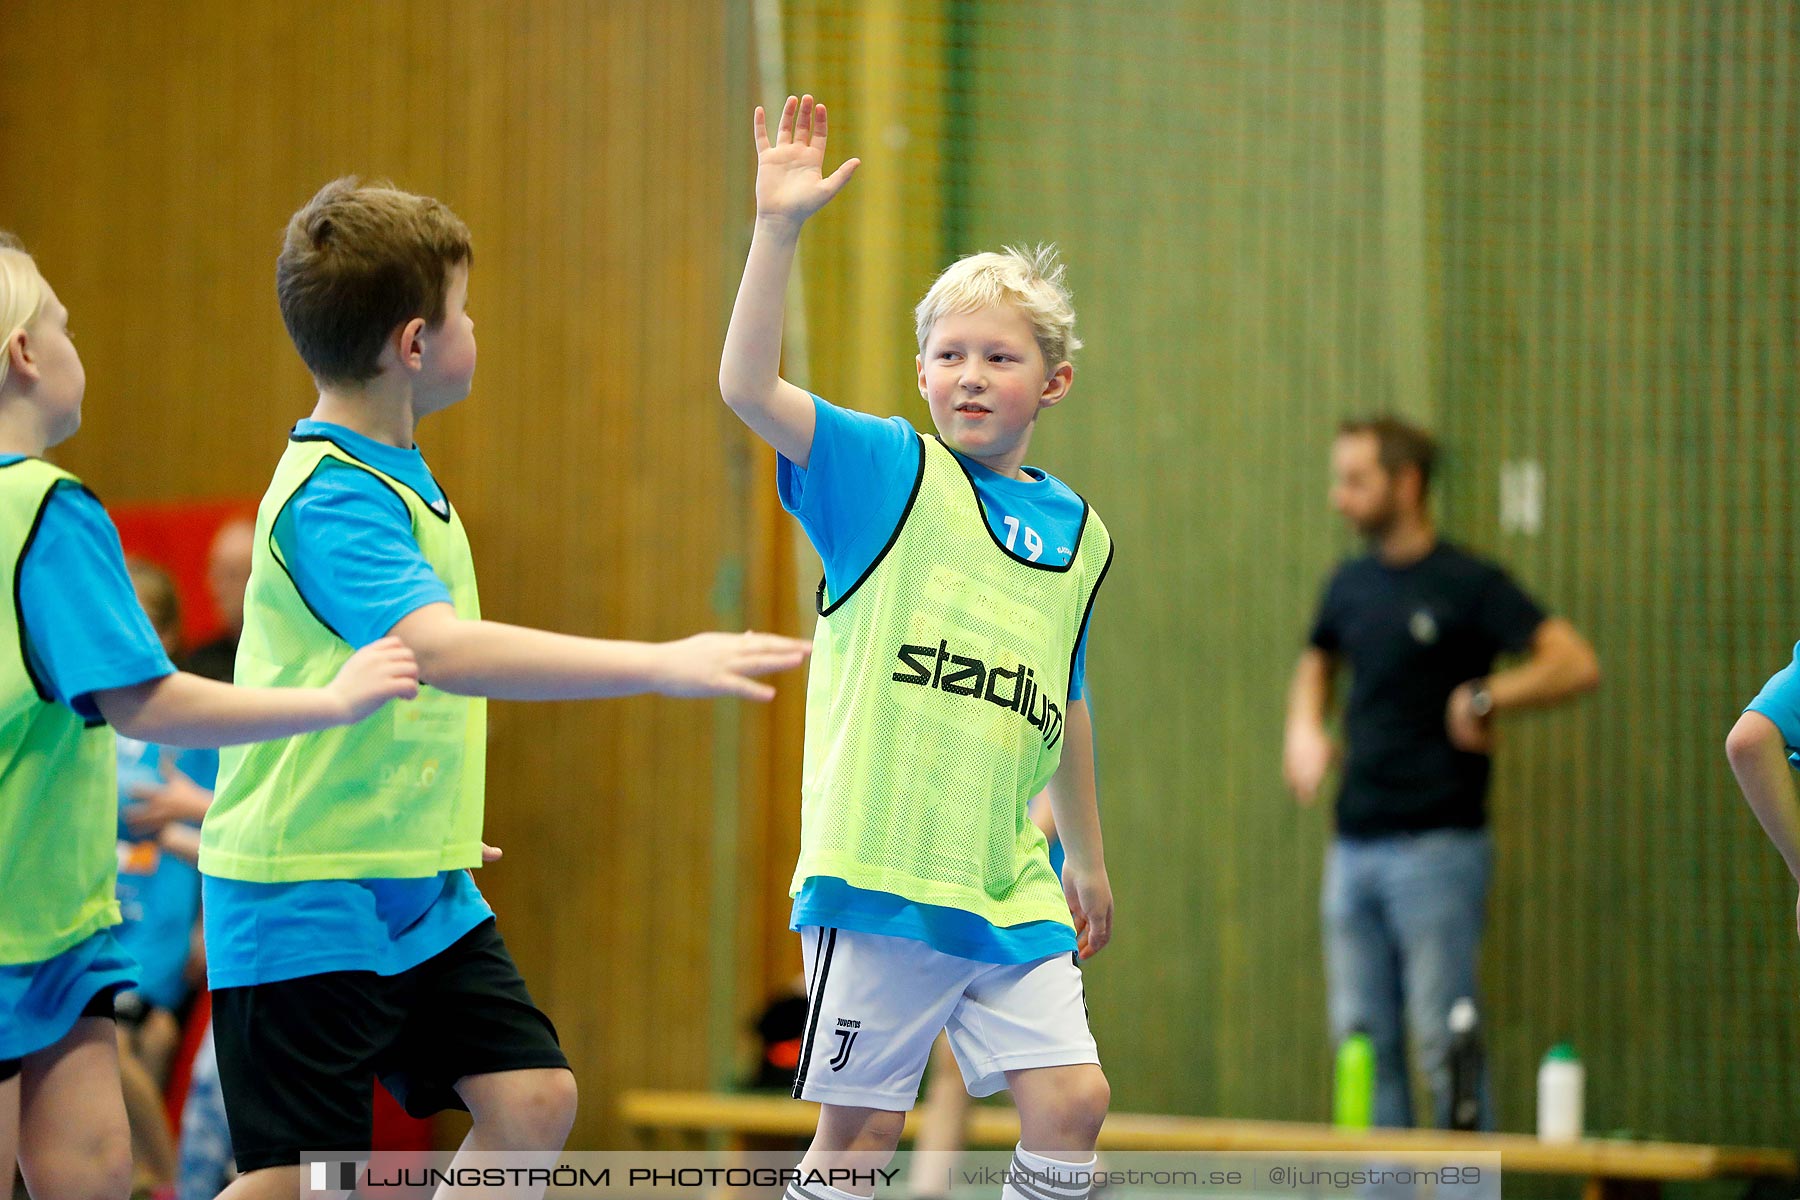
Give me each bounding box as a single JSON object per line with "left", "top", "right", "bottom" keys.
{"left": 913, "top": 244, "right": 1082, "bottom": 371}
{"left": 0, "top": 233, "right": 51, "bottom": 392}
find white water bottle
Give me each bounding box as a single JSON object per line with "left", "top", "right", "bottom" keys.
{"left": 1536, "top": 1043, "right": 1584, "bottom": 1141}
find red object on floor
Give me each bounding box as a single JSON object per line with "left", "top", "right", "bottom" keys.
{"left": 374, "top": 1083, "right": 435, "bottom": 1150}
{"left": 163, "top": 989, "right": 212, "bottom": 1125}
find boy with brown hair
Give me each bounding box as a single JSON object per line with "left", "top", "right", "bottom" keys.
{"left": 201, "top": 178, "right": 808, "bottom": 1191}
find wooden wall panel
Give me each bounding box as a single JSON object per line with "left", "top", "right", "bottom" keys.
{"left": 1432, "top": 0, "right": 1800, "bottom": 1147}
{"left": 0, "top": 0, "right": 774, "bottom": 1147}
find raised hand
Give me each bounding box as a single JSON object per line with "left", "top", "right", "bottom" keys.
{"left": 754, "top": 94, "right": 860, "bottom": 224}
{"left": 657, "top": 630, "right": 812, "bottom": 701}
{"left": 327, "top": 636, "right": 421, "bottom": 723}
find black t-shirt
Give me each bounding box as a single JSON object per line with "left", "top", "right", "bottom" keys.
{"left": 181, "top": 634, "right": 238, "bottom": 684}
{"left": 1309, "top": 541, "right": 1545, "bottom": 838}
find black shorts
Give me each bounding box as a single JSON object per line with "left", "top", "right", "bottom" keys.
{"left": 212, "top": 918, "right": 567, "bottom": 1171}
{"left": 0, "top": 988, "right": 118, "bottom": 1082}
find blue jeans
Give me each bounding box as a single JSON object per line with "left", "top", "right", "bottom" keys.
{"left": 1322, "top": 828, "right": 1493, "bottom": 1130}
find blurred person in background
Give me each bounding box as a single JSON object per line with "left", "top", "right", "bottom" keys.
{"left": 180, "top": 518, "right": 253, "bottom": 683}
{"left": 1282, "top": 415, "right": 1599, "bottom": 1129}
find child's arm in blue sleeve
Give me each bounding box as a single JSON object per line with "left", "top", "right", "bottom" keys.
{"left": 273, "top": 459, "right": 453, "bottom": 648}
{"left": 17, "top": 482, "right": 176, "bottom": 719}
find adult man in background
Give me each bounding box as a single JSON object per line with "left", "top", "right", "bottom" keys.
{"left": 181, "top": 516, "right": 253, "bottom": 682}
{"left": 1283, "top": 416, "right": 1600, "bottom": 1129}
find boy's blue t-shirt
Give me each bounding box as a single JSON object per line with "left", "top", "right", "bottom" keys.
{"left": 202, "top": 421, "right": 490, "bottom": 990}
{"left": 1747, "top": 644, "right": 1800, "bottom": 768}
{"left": 779, "top": 396, "right": 1094, "bottom": 964}
{"left": 8, "top": 464, "right": 178, "bottom": 717}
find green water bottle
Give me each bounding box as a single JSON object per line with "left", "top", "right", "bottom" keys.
{"left": 1334, "top": 1030, "right": 1375, "bottom": 1129}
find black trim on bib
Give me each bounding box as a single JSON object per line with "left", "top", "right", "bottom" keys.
{"left": 1069, "top": 539, "right": 1114, "bottom": 690}
{"left": 816, "top": 434, "right": 927, "bottom": 617}
{"left": 265, "top": 458, "right": 363, "bottom": 645}
{"left": 931, "top": 436, "right": 1089, "bottom": 573}
{"left": 289, "top": 430, "right": 453, "bottom": 524}
{"left": 791, "top": 927, "right": 838, "bottom": 1097}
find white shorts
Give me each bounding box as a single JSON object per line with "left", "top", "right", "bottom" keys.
{"left": 792, "top": 926, "right": 1099, "bottom": 1110}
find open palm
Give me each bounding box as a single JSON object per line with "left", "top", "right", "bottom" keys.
{"left": 754, "top": 94, "right": 859, "bottom": 222}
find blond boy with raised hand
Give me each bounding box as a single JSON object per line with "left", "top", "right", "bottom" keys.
{"left": 721, "top": 96, "right": 1114, "bottom": 1200}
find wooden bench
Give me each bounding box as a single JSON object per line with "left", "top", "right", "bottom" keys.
{"left": 618, "top": 1089, "right": 1797, "bottom": 1200}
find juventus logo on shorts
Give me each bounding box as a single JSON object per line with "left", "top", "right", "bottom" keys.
{"left": 829, "top": 1027, "right": 859, "bottom": 1071}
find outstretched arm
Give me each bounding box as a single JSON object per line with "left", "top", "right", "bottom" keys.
{"left": 92, "top": 637, "right": 419, "bottom": 747}
{"left": 390, "top": 603, "right": 808, "bottom": 702}
{"left": 1727, "top": 714, "right": 1800, "bottom": 882}
{"left": 1726, "top": 712, "right": 1800, "bottom": 942}
{"left": 719, "top": 95, "right": 860, "bottom": 468}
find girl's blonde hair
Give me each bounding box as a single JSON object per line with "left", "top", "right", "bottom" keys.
{"left": 914, "top": 243, "right": 1082, "bottom": 371}
{"left": 0, "top": 233, "right": 51, "bottom": 392}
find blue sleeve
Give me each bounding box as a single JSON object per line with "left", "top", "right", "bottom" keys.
{"left": 1070, "top": 623, "right": 1089, "bottom": 701}
{"left": 272, "top": 459, "right": 453, "bottom": 648}
{"left": 777, "top": 395, "right": 920, "bottom": 601}
{"left": 18, "top": 483, "right": 175, "bottom": 720}
{"left": 1747, "top": 648, "right": 1800, "bottom": 755}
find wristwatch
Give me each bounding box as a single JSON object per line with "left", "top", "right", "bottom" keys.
{"left": 1468, "top": 680, "right": 1495, "bottom": 719}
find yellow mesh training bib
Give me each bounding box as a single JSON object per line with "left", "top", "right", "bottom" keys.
{"left": 791, "top": 433, "right": 1112, "bottom": 928}
{"left": 0, "top": 460, "right": 119, "bottom": 965}
{"left": 201, "top": 434, "right": 486, "bottom": 882}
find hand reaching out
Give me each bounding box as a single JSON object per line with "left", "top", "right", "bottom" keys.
{"left": 327, "top": 636, "right": 421, "bottom": 724}
{"left": 657, "top": 630, "right": 811, "bottom": 701}
{"left": 754, "top": 95, "right": 860, "bottom": 224}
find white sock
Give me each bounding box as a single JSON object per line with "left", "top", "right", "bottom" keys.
{"left": 1002, "top": 1144, "right": 1097, "bottom": 1200}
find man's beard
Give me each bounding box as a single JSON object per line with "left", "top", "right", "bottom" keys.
{"left": 1353, "top": 500, "right": 1399, "bottom": 542}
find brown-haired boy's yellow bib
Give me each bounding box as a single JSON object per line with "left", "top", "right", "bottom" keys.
{"left": 202, "top": 434, "right": 485, "bottom": 883}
